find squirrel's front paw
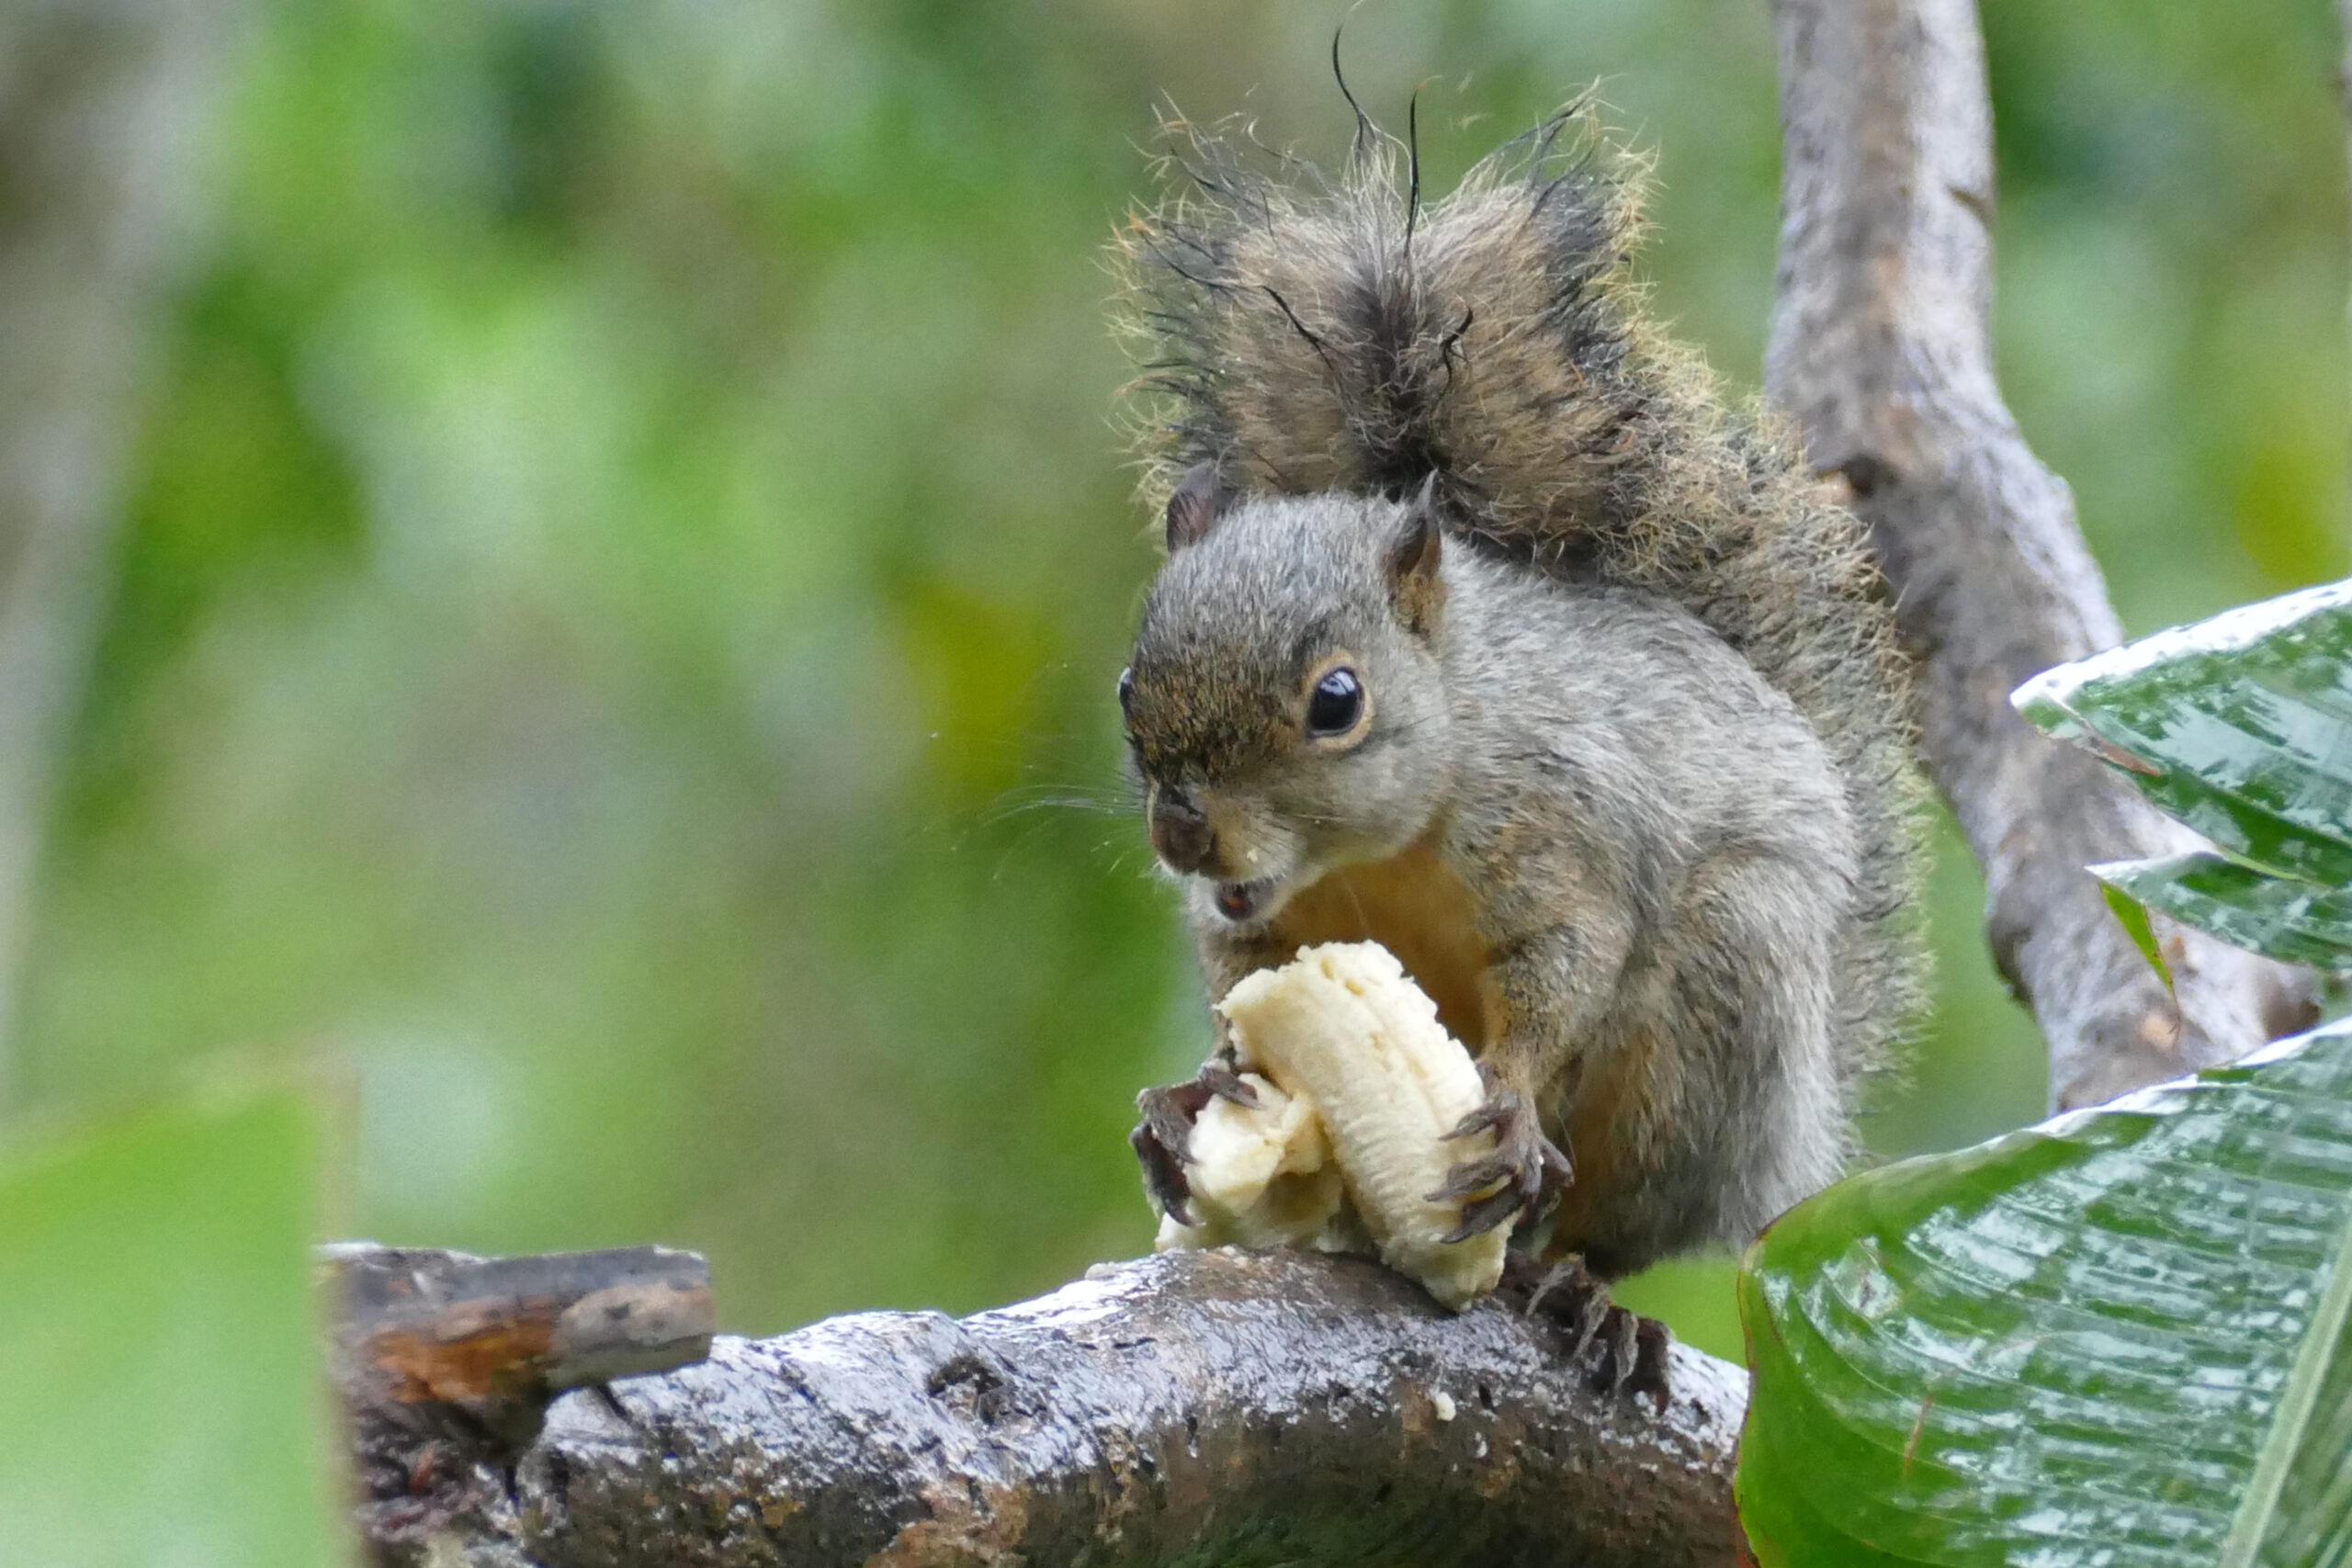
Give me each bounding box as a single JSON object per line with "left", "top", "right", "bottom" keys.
{"left": 1430, "top": 1063, "right": 1570, "bottom": 1242}
{"left": 1130, "top": 1060, "right": 1260, "bottom": 1226}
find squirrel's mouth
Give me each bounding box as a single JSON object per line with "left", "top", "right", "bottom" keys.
{"left": 1211, "top": 876, "right": 1283, "bottom": 925}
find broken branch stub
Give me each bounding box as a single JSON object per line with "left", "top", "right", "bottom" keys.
{"left": 325, "top": 1243, "right": 714, "bottom": 1554}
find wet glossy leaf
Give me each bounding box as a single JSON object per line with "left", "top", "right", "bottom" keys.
{"left": 2014, "top": 580, "right": 2352, "bottom": 885}
{"left": 1737, "top": 1017, "right": 2352, "bottom": 1568}
{"left": 0, "top": 1082, "right": 338, "bottom": 1567}
{"left": 2098, "top": 877, "right": 2177, "bottom": 990}
{"left": 2096, "top": 852, "right": 2352, "bottom": 972}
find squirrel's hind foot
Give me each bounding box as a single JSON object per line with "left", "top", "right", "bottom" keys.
{"left": 1510, "top": 1255, "right": 1673, "bottom": 1413}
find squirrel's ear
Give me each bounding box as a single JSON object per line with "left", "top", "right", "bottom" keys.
{"left": 1165, "top": 462, "right": 1231, "bottom": 550}
{"left": 1388, "top": 475, "right": 1445, "bottom": 633}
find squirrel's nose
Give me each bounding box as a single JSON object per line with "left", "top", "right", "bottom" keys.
{"left": 1148, "top": 789, "right": 1216, "bottom": 874}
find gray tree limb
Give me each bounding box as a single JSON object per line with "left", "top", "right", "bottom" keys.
{"left": 1765, "top": 0, "right": 2317, "bottom": 1111}
{"left": 327, "top": 1245, "right": 717, "bottom": 1553}
{"left": 345, "top": 1248, "right": 1747, "bottom": 1568}
{"left": 0, "top": 0, "right": 243, "bottom": 1103}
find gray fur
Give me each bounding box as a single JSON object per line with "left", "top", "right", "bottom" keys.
{"left": 1113, "top": 107, "right": 1931, "bottom": 1122}
{"left": 1125, "top": 493, "right": 1865, "bottom": 1272}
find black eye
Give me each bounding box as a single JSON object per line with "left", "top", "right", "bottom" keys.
{"left": 1117, "top": 667, "right": 1136, "bottom": 716}
{"left": 1306, "top": 667, "right": 1363, "bottom": 737}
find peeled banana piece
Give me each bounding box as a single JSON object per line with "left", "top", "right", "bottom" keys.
{"left": 1154, "top": 941, "right": 1507, "bottom": 1313}
{"left": 1149, "top": 1073, "right": 1350, "bottom": 1253}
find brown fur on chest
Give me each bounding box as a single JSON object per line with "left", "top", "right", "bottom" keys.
{"left": 1267, "top": 839, "right": 1499, "bottom": 1052}
{"left": 1260, "top": 839, "right": 1661, "bottom": 1269}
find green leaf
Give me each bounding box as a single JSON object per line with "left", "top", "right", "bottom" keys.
{"left": 2098, "top": 876, "right": 2177, "bottom": 990}
{"left": 1736, "top": 1017, "right": 2352, "bottom": 1568}
{"left": 2014, "top": 580, "right": 2352, "bottom": 885}
{"left": 2096, "top": 851, "right": 2352, "bottom": 971}
{"left": 0, "top": 1081, "right": 339, "bottom": 1568}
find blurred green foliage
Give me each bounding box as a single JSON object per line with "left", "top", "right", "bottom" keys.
{"left": 6, "top": 0, "right": 2347, "bottom": 1364}
{"left": 0, "top": 1081, "right": 335, "bottom": 1566}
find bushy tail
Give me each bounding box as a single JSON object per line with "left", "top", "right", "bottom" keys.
{"left": 1112, "top": 102, "right": 1929, "bottom": 1101}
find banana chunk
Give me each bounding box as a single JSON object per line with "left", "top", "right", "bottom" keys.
{"left": 1150, "top": 1072, "right": 1348, "bottom": 1252}
{"left": 1156, "top": 942, "right": 1507, "bottom": 1313}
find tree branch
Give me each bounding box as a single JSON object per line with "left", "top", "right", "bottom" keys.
{"left": 344, "top": 1248, "right": 1746, "bottom": 1568}
{"left": 327, "top": 1245, "right": 716, "bottom": 1551}
{"left": 1764, "top": 0, "right": 2316, "bottom": 1111}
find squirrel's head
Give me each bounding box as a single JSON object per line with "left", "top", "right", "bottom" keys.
{"left": 1120, "top": 466, "right": 1454, "bottom": 931}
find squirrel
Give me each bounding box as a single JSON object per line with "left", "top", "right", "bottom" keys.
{"left": 1113, "top": 103, "right": 1929, "bottom": 1334}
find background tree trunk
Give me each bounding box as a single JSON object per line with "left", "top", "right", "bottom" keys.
{"left": 1765, "top": 0, "right": 2316, "bottom": 1112}
{"left": 0, "top": 0, "right": 243, "bottom": 1103}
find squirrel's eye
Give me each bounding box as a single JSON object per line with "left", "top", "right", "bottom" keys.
{"left": 1306, "top": 667, "right": 1363, "bottom": 737}
{"left": 1117, "top": 667, "right": 1136, "bottom": 716}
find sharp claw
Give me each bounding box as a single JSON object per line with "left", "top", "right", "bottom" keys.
{"left": 1525, "top": 1256, "right": 1615, "bottom": 1358}
{"left": 1137, "top": 1081, "right": 1215, "bottom": 1163}
{"left": 1199, "top": 1063, "right": 1260, "bottom": 1109}
{"left": 1524, "top": 1258, "right": 1604, "bottom": 1337}
{"left": 1129, "top": 1122, "right": 1195, "bottom": 1226}
{"left": 1589, "top": 1305, "right": 1641, "bottom": 1396}
{"left": 1564, "top": 1302, "right": 1604, "bottom": 1360}
{"left": 1514, "top": 1259, "right": 1589, "bottom": 1316}
{"left": 1629, "top": 1318, "right": 1673, "bottom": 1413}
{"left": 1427, "top": 1155, "right": 1514, "bottom": 1201}
{"left": 1445, "top": 1102, "right": 1509, "bottom": 1141}
{"left": 1447, "top": 1077, "right": 1523, "bottom": 1139}
{"left": 1440, "top": 1184, "right": 1524, "bottom": 1244}
{"left": 1140, "top": 1108, "right": 1196, "bottom": 1166}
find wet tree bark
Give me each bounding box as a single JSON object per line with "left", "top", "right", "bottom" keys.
{"left": 0, "top": 0, "right": 243, "bottom": 1102}
{"left": 1765, "top": 0, "right": 2317, "bottom": 1111}
{"left": 346, "top": 1248, "right": 1746, "bottom": 1568}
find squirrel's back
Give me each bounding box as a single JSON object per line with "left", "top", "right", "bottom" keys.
{"left": 1113, "top": 103, "right": 1929, "bottom": 1103}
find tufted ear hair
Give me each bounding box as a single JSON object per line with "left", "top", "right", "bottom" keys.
{"left": 1388, "top": 473, "right": 1445, "bottom": 634}
{"left": 1165, "top": 461, "right": 1234, "bottom": 550}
